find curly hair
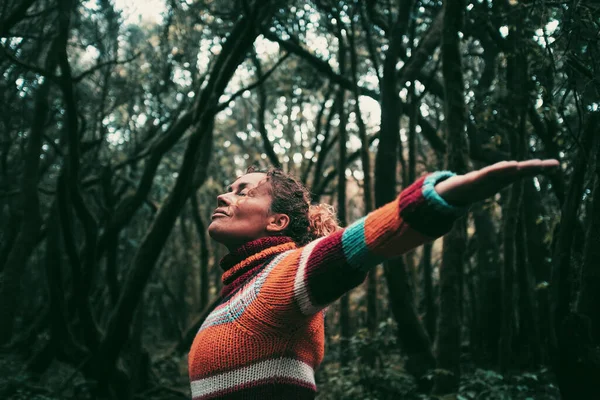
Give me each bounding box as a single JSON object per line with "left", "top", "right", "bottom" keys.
{"left": 245, "top": 166, "right": 340, "bottom": 245}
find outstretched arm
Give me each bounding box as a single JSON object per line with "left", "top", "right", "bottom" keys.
{"left": 259, "top": 159, "right": 559, "bottom": 322}
{"left": 435, "top": 159, "right": 559, "bottom": 205}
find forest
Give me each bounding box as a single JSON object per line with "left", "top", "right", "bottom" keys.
{"left": 1, "top": 0, "right": 599, "bottom": 399}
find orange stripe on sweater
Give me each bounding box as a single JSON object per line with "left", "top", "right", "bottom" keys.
{"left": 222, "top": 242, "right": 297, "bottom": 283}
{"left": 188, "top": 310, "right": 324, "bottom": 379}
{"left": 364, "top": 197, "right": 432, "bottom": 257}
{"left": 363, "top": 200, "right": 402, "bottom": 248}
{"left": 245, "top": 250, "right": 306, "bottom": 326}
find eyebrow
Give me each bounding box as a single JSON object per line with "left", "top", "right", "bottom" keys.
{"left": 227, "top": 182, "right": 250, "bottom": 192}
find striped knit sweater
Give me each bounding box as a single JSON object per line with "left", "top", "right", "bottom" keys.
{"left": 188, "top": 172, "right": 464, "bottom": 399}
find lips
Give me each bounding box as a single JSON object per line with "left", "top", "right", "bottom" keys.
{"left": 212, "top": 208, "right": 229, "bottom": 218}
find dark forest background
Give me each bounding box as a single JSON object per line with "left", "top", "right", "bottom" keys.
{"left": 1, "top": 0, "right": 599, "bottom": 399}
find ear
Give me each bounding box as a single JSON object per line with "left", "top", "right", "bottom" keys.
{"left": 266, "top": 213, "right": 290, "bottom": 233}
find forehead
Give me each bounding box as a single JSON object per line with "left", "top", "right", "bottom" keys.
{"left": 230, "top": 172, "right": 269, "bottom": 189}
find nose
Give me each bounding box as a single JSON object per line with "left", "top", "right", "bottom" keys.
{"left": 216, "top": 192, "right": 231, "bottom": 207}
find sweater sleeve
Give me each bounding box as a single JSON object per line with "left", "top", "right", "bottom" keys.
{"left": 257, "top": 172, "right": 467, "bottom": 321}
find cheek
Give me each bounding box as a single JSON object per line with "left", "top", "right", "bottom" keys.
{"left": 236, "top": 199, "right": 268, "bottom": 219}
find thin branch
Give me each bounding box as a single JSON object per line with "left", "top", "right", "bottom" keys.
{"left": 262, "top": 30, "right": 379, "bottom": 100}
{"left": 0, "top": 0, "right": 38, "bottom": 37}
{"left": 73, "top": 52, "right": 142, "bottom": 83}
{"left": 214, "top": 52, "right": 290, "bottom": 112}
{"left": 0, "top": 44, "right": 58, "bottom": 79}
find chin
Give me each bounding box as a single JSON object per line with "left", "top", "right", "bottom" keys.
{"left": 208, "top": 222, "right": 233, "bottom": 244}
{"left": 207, "top": 223, "right": 223, "bottom": 241}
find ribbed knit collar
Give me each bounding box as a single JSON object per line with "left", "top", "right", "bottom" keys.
{"left": 220, "top": 236, "right": 297, "bottom": 297}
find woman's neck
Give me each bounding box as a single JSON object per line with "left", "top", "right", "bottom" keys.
{"left": 219, "top": 236, "right": 296, "bottom": 297}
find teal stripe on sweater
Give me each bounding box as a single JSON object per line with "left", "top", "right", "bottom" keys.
{"left": 422, "top": 171, "right": 468, "bottom": 216}
{"left": 342, "top": 217, "right": 370, "bottom": 269}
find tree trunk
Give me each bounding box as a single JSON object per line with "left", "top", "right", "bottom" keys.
{"left": 374, "top": 4, "right": 435, "bottom": 390}
{"left": 432, "top": 0, "right": 468, "bottom": 394}
{"left": 336, "top": 30, "right": 351, "bottom": 365}
{"left": 516, "top": 214, "right": 541, "bottom": 367}
{"left": 420, "top": 242, "right": 436, "bottom": 340}
{"left": 433, "top": 221, "right": 466, "bottom": 394}
{"left": 0, "top": 38, "right": 55, "bottom": 345}
{"left": 552, "top": 112, "right": 600, "bottom": 399}
{"left": 523, "top": 180, "right": 553, "bottom": 364}
{"left": 0, "top": 212, "right": 19, "bottom": 273}
{"left": 191, "top": 193, "right": 210, "bottom": 310}
{"left": 577, "top": 141, "right": 600, "bottom": 344}
{"left": 552, "top": 114, "right": 598, "bottom": 327}
{"left": 93, "top": 5, "right": 280, "bottom": 394}
{"left": 311, "top": 98, "right": 338, "bottom": 200}
{"left": 250, "top": 52, "right": 281, "bottom": 169}
{"left": 383, "top": 257, "right": 434, "bottom": 391}
{"left": 499, "top": 163, "right": 523, "bottom": 373}
{"left": 301, "top": 86, "right": 334, "bottom": 185}
{"left": 56, "top": 0, "right": 102, "bottom": 353}
{"left": 27, "top": 206, "right": 87, "bottom": 375}
{"left": 472, "top": 202, "right": 501, "bottom": 365}
{"left": 499, "top": 4, "right": 528, "bottom": 372}
{"left": 128, "top": 297, "right": 151, "bottom": 399}
{"left": 347, "top": 8, "right": 378, "bottom": 338}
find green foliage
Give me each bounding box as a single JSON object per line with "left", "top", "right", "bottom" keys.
{"left": 317, "top": 320, "right": 421, "bottom": 400}
{"left": 315, "top": 321, "right": 559, "bottom": 399}
{"left": 0, "top": 364, "right": 62, "bottom": 400}
{"left": 455, "top": 368, "right": 559, "bottom": 400}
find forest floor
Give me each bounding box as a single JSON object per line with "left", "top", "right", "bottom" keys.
{"left": 0, "top": 348, "right": 562, "bottom": 400}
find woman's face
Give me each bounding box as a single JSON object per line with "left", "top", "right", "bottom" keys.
{"left": 208, "top": 173, "right": 289, "bottom": 250}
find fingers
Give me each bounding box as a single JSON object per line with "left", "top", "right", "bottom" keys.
{"left": 478, "top": 161, "right": 521, "bottom": 182}
{"left": 515, "top": 159, "right": 560, "bottom": 176}
{"left": 482, "top": 159, "right": 559, "bottom": 178}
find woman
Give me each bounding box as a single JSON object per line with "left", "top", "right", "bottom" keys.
{"left": 188, "top": 159, "right": 558, "bottom": 399}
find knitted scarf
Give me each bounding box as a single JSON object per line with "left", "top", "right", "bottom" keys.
{"left": 220, "top": 236, "right": 297, "bottom": 298}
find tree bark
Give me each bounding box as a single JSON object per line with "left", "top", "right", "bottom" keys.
{"left": 432, "top": 0, "right": 468, "bottom": 394}
{"left": 552, "top": 113, "right": 598, "bottom": 338}
{"left": 374, "top": 5, "right": 435, "bottom": 391}
{"left": 0, "top": 37, "right": 55, "bottom": 345}
{"left": 27, "top": 205, "right": 87, "bottom": 375}
{"left": 93, "top": 5, "right": 280, "bottom": 394}
{"left": 311, "top": 98, "right": 338, "bottom": 200}
{"left": 336, "top": 28, "right": 351, "bottom": 366}
{"left": 472, "top": 202, "right": 501, "bottom": 365}
{"left": 250, "top": 52, "right": 281, "bottom": 168}
{"left": 301, "top": 86, "right": 333, "bottom": 185}
{"left": 191, "top": 193, "right": 210, "bottom": 311}
{"left": 516, "top": 213, "right": 542, "bottom": 367}
{"left": 498, "top": 4, "right": 528, "bottom": 372}
{"left": 56, "top": 0, "right": 100, "bottom": 351}
{"left": 552, "top": 112, "right": 600, "bottom": 399}
{"left": 523, "top": 180, "right": 553, "bottom": 364}
{"left": 420, "top": 242, "right": 436, "bottom": 340}
{"left": 577, "top": 139, "right": 600, "bottom": 344}
{"left": 347, "top": 10, "right": 377, "bottom": 336}
{"left": 383, "top": 257, "right": 434, "bottom": 390}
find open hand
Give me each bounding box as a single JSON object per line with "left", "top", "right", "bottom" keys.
{"left": 434, "top": 159, "right": 560, "bottom": 206}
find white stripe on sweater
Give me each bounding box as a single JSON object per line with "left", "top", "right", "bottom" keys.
{"left": 190, "top": 358, "right": 316, "bottom": 398}
{"left": 293, "top": 237, "right": 324, "bottom": 315}
{"left": 198, "top": 252, "right": 293, "bottom": 334}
